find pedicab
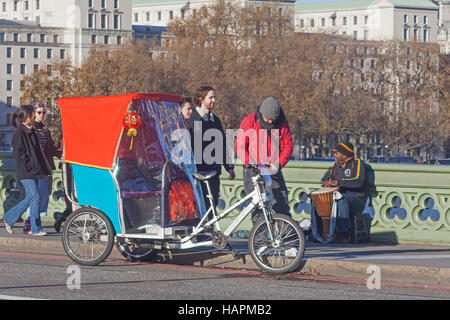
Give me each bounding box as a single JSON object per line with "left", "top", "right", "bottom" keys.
{"left": 56, "top": 93, "right": 305, "bottom": 274}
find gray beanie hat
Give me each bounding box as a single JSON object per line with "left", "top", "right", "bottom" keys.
{"left": 260, "top": 97, "right": 281, "bottom": 121}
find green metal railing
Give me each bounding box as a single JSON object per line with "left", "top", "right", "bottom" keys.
{"left": 1, "top": 152, "right": 449, "bottom": 245}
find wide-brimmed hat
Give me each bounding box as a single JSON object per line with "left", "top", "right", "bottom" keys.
{"left": 332, "top": 142, "right": 354, "bottom": 157}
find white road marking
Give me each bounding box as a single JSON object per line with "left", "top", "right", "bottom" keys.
{"left": 0, "top": 294, "right": 47, "bottom": 300}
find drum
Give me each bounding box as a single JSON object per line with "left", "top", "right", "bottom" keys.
{"left": 311, "top": 187, "right": 339, "bottom": 240}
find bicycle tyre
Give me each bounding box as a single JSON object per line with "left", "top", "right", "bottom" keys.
{"left": 248, "top": 214, "right": 305, "bottom": 274}
{"left": 62, "top": 207, "right": 115, "bottom": 266}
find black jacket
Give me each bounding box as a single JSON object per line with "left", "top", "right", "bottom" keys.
{"left": 323, "top": 157, "right": 369, "bottom": 202}
{"left": 33, "top": 121, "right": 61, "bottom": 171}
{"left": 12, "top": 123, "right": 52, "bottom": 180}
{"left": 187, "top": 109, "right": 234, "bottom": 175}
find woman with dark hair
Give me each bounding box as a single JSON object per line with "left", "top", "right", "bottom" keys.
{"left": 22, "top": 102, "right": 61, "bottom": 233}
{"left": 3, "top": 105, "right": 52, "bottom": 236}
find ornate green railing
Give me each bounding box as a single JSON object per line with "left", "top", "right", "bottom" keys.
{"left": 217, "top": 161, "right": 450, "bottom": 246}
{"left": 1, "top": 152, "right": 449, "bottom": 245}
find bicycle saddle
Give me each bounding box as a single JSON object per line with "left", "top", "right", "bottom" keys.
{"left": 193, "top": 171, "right": 217, "bottom": 181}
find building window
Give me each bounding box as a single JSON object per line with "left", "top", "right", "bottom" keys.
{"left": 53, "top": 34, "right": 59, "bottom": 43}
{"left": 117, "top": 35, "right": 122, "bottom": 45}
{"left": 20, "top": 64, "right": 26, "bottom": 75}
{"left": 7, "top": 97, "right": 12, "bottom": 106}
{"left": 413, "top": 28, "right": 418, "bottom": 41}
{"left": 321, "top": 18, "right": 325, "bottom": 27}
{"left": 34, "top": 64, "right": 39, "bottom": 71}
{"left": 47, "top": 48, "right": 52, "bottom": 59}
{"left": 114, "top": 0, "right": 119, "bottom": 9}
{"left": 20, "top": 48, "right": 26, "bottom": 58}
{"left": 423, "top": 29, "right": 428, "bottom": 42}
{"left": 91, "top": 35, "right": 96, "bottom": 44}
{"left": 403, "top": 28, "right": 409, "bottom": 41}
{"left": 27, "top": 33, "right": 32, "bottom": 42}
{"left": 424, "top": 16, "right": 428, "bottom": 25}
{"left": 101, "top": 0, "right": 106, "bottom": 9}
{"left": 146, "top": 12, "right": 150, "bottom": 22}
{"left": 134, "top": 13, "right": 138, "bottom": 22}
{"left": 36, "top": 0, "right": 40, "bottom": 10}
{"left": 371, "top": 59, "right": 375, "bottom": 69}
{"left": 343, "top": 17, "right": 347, "bottom": 26}
{"left": 88, "top": 13, "right": 94, "bottom": 28}
{"left": 40, "top": 34, "right": 45, "bottom": 43}
{"left": 25, "top": 1, "right": 29, "bottom": 10}
{"left": 89, "top": 0, "right": 93, "bottom": 8}
{"left": 6, "top": 63, "right": 12, "bottom": 74}
{"left": 2, "top": 2, "right": 6, "bottom": 12}
{"left": 101, "top": 14, "right": 106, "bottom": 29}
{"left": 0, "top": 32, "right": 4, "bottom": 42}
{"left": 6, "top": 80, "right": 12, "bottom": 91}
{"left": 364, "top": 30, "right": 368, "bottom": 40}
{"left": 158, "top": 11, "right": 161, "bottom": 21}
{"left": 310, "top": 18, "right": 314, "bottom": 27}
{"left": 6, "top": 47, "right": 12, "bottom": 58}
{"left": 360, "top": 59, "right": 364, "bottom": 69}
{"left": 60, "top": 49, "right": 65, "bottom": 59}
{"left": 104, "top": 35, "right": 109, "bottom": 44}
{"left": 13, "top": 33, "right": 18, "bottom": 42}
{"left": 414, "top": 15, "right": 417, "bottom": 24}
{"left": 13, "top": 1, "right": 17, "bottom": 11}
{"left": 364, "top": 15, "right": 368, "bottom": 24}
{"left": 169, "top": 11, "right": 173, "bottom": 20}
{"left": 353, "top": 31, "right": 358, "bottom": 40}
{"left": 404, "top": 15, "right": 408, "bottom": 23}
{"left": 114, "top": 14, "right": 120, "bottom": 29}
{"left": 300, "top": 19, "right": 304, "bottom": 28}
{"left": 354, "top": 16, "right": 357, "bottom": 25}
{"left": 34, "top": 48, "right": 39, "bottom": 58}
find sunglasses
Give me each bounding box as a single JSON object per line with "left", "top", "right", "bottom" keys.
{"left": 36, "top": 110, "right": 46, "bottom": 115}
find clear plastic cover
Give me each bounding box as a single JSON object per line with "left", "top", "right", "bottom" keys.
{"left": 116, "top": 99, "right": 205, "bottom": 232}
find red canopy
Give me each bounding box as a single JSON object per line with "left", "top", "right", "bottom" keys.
{"left": 57, "top": 93, "right": 183, "bottom": 170}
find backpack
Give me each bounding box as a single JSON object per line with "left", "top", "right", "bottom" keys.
{"left": 169, "top": 179, "right": 198, "bottom": 223}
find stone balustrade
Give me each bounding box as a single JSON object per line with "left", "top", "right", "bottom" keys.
{"left": 1, "top": 151, "right": 449, "bottom": 245}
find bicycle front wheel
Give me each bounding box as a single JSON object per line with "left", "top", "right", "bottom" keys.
{"left": 249, "top": 214, "right": 305, "bottom": 274}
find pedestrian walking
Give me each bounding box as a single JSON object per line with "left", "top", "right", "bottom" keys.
{"left": 22, "top": 102, "right": 61, "bottom": 233}
{"left": 3, "top": 105, "right": 52, "bottom": 236}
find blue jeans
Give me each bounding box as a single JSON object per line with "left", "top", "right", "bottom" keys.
{"left": 4, "top": 178, "right": 49, "bottom": 234}
{"left": 336, "top": 193, "right": 365, "bottom": 233}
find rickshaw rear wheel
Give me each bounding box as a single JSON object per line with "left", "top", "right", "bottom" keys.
{"left": 115, "top": 237, "right": 156, "bottom": 262}
{"left": 62, "top": 207, "right": 115, "bottom": 266}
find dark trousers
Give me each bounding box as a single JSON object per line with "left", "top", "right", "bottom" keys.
{"left": 243, "top": 167, "right": 290, "bottom": 223}
{"left": 199, "top": 175, "right": 220, "bottom": 214}
{"left": 336, "top": 193, "right": 365, "bottom": 233}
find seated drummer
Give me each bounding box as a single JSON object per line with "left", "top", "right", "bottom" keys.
{"left": 321, "top": 142, "right": 369, "bottom": 240}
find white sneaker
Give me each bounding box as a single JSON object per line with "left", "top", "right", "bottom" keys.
{"left": 285, "top": 248, "right": 298, "bottom": 258}
{"left": 256, "top": 246, "right": 268, "bottom": 256}
{"left": 4, "top": 222, "right": 13, "bottom": 234}
{"left": 31, "top": 231, "right": 47, "bottom": 236}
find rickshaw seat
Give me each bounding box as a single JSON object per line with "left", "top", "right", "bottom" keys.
{"left": 121, "top": 190, "right": 161, "bottom": 199}
{"left": 193, "top": 171, "right": 217, "bottom": 181}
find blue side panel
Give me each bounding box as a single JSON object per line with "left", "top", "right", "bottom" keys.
{"left": 72, "top": 164, "right": 122, "bottom": 234}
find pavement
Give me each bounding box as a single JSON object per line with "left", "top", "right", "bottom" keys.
{"left": 1, "top": 221, "right": 450, "bottom": 288}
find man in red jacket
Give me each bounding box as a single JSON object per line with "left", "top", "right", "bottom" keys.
{"left": 236, "top": 96, "right": 293, "bottom": 223}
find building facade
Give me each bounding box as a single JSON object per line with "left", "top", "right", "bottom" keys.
{"left": 0, "top": 0, "right": 133, "bottom": 149}
{"left": 437, "top": 0, "right": 450, "bottom": 53}
{"left": 132, "top": 0, "right": 296, "bottom": 27}
{"left": 294, "top": 0, "right": 439, "bottom": 43}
